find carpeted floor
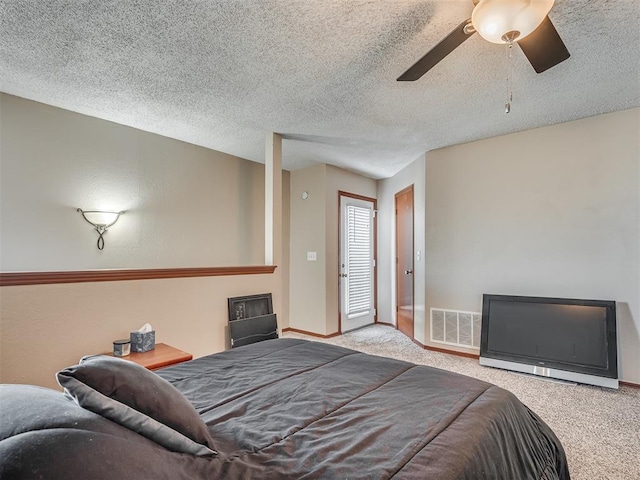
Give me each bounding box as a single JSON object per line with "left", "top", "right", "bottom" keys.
{"left": 283, "top": 324, "right": 640, "bottom": 480}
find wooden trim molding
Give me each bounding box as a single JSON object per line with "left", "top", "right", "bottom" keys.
{"left": 412, "top": 337, "right": 480, "bottom": 360}
{"left": 425, "top": 344, "right": 480, "bottom": 360}
{"left": 376, "top": 321, "right": 395, "bottom": 327}
{"left": 281, "top": 327, "right": 341, "bottom": 339}
{"left": 620, "top": 381, "right": 640, "bottom": 389}
{"left": 411, "top": 339, "right": 640, "bottom": 385}
{"left": 0, "top": 265, "right": 277, "bottom": 287}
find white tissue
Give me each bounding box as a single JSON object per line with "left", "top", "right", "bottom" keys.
{"left": 137, "top": 323, "right": 153, "bottom": 333}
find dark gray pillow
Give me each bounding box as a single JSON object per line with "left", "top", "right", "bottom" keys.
{"left": 57, "top": 355, "right": 216, "bottom": 456}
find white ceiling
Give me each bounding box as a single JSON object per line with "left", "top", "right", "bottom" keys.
{"left": 1, "top": 1, "right": 639, "bottom": 179}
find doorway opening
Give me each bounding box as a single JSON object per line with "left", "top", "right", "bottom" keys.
{"left": 339, "top": 192, "right": 377, "bottom": 333}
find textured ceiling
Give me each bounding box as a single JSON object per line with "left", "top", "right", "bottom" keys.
{"left": 1, "top": 1, "right": 639, "bottom": 179}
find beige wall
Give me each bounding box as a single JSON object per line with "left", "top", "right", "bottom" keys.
{"left": 0, "top": 274, "right": 281, "bottom": 389}
{"left": 425, "top": 108, "right": 640, "bottom": 383}
{"left": 0, "top": 94, "right": 290, "bottom": 388}
{"left": 289, "top": 165, "right": 327, "bottom": 333}
{"left": 0, "top": 94, "right": 265, "bottom": 270}
{"left": 325, "top": 165, "right": 377, "bottom": 334}
{"left": 377, "top": 156, "right": 427, "bottom": 344}
{"left": 289, "top": 164, "right": 377, "bottom": 335}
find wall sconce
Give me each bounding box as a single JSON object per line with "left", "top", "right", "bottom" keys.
{"left": 77, "top": 208, "right": 124, "bottom": 250}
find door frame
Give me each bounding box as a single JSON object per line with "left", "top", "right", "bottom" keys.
{"left": 395, "top": 184, "right": 414, "bottom": 338}
{"left": 338, "top": 191, "right": 377, "bottom": 334}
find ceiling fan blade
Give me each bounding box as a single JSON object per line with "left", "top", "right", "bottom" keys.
{"left": 517, "top": 16, "right": 570, "bottom": 74}
{"left": 397, "top": 19, "right": 474, "bottom": 81}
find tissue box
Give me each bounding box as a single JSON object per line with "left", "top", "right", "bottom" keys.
{"left": 130, "top": 330, "right": 155, "bottom": 353}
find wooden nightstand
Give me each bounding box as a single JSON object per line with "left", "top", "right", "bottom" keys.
{"left": 107, "top": 343, "right": 192, "bottom": 370}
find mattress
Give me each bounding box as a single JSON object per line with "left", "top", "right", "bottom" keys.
{"left": 0, "top": 338, "right": 569, "bottom": 479}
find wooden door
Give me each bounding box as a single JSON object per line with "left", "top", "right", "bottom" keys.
{"left": 395, "top": 185, "right": 414, "bottom": 339}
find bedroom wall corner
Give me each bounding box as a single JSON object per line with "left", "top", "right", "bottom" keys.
{"left": 288, "top": 164, "right": 377, "bottom": 336}
{"left": 280, "top": 170, "right": 291, "bottom": 329}
{"left": 376, "top": 156, "right": 427, "bottom": 344}
{"left": 289, "top": 165, "right": 328, "bottom": 335}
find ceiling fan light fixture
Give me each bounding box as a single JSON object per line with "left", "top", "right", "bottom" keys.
{"left": 471, "top": 0, "right": 555, "bottom": 44}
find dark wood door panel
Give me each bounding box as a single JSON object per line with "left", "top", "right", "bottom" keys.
{"left": 395, "top": 185, "right": 414, "bottom": 339}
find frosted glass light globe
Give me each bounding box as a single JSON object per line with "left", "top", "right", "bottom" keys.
{"left": 471, "top": 0, "right": 555, "bottom": 44}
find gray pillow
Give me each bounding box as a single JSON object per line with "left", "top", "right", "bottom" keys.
{"left": 57, "top": 355, "right": 216, "bottom": 456}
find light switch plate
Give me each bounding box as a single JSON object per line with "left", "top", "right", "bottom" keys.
{"left": 307, "top": 251, "right": 317, "bottom": 261}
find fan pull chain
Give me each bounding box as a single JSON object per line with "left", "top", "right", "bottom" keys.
{"left": 505, "top": 41, "right": 513, "bottom": 113}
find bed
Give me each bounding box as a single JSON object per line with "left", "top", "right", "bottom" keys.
{"left": 0, "top": 338, "right": 569, "bottom": 479}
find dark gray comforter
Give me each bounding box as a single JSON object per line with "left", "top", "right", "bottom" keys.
{"left": 0, "top": 338, "right": 569, "bottom": 479}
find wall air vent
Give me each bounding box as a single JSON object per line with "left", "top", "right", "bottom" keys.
{"left": 430, "top": 308, "right": 481, "bottom": 350}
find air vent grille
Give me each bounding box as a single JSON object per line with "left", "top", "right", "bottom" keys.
{"left": 430, "top": 308, "right": 481, "bottom": 350}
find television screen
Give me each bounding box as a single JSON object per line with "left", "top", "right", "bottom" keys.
{"left": 480, "top": 295, "right": 618, "bottom": 387}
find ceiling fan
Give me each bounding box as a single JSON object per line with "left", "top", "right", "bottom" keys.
{"left": 397, "top": 0, "right": 570, "bottom": 82}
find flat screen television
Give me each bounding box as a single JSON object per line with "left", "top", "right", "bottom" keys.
{"left": 479, "top": 294, "right": 618, "bottom": 389}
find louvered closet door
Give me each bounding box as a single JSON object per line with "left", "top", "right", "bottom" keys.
{"left": 340, "top": 194, "right": 375, "bottom": 332}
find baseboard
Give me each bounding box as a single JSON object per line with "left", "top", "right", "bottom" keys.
{"left": 426, "top": 344, "right": 480, "bottom": 360}
{"left": 620, "top": 381, "right": 640, "bottom": 389}
{"left": 411, "top": 337, "right": 480, "bottom": 360}
{"left": 413, "top": 339, "right": 638, "bottom": 385}
{"left": 281, "top": 327, "right": 340, "bottom": 339}
{"left": 376, "top": 321, "right": 395, "bottom": 327}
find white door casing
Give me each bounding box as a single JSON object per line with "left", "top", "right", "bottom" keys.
{"left": 339, "top": 194, "right": 375, "bottom": 332}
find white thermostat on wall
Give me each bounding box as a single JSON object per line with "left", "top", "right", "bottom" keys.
{"left": 301, "top": 191, "right": 309, "bottom": 200}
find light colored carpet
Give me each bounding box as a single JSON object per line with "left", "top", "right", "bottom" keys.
{"left": 283, "top": 325, "right": 640, "bottom": 480}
